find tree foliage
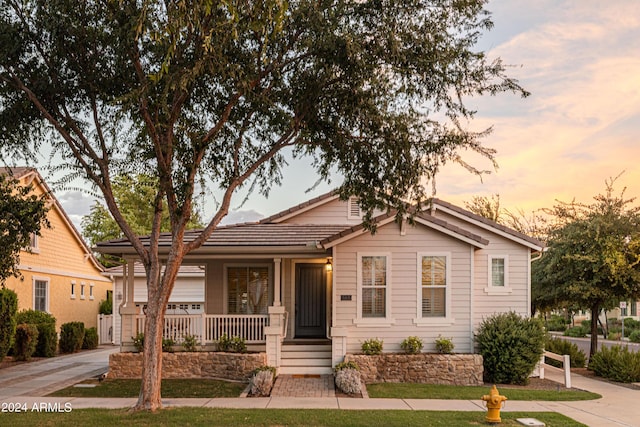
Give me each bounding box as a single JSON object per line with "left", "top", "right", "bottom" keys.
{"left": 0, "top": 172, "right": 50, "bottom": 285}
{"left": 0, "top": 0, "right": 527, "bottom": 410}
{"left": 532, "top": 177, "right": 640, "bottom": 356}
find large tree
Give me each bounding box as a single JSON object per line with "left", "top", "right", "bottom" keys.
{"left": 0, "top": 0, "right": 528, "bottom": 410}
{"left": 532, "top": 178, "right": 640, "bottom": 357}
{"left": 0, "top": 171, "right": 50, "bottom": 286}
{"left": 82, "top": 174, "right": 203, "bottom": 267}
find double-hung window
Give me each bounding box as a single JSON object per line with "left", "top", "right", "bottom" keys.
{"left": 34, "top": 278, "right": 48, "bottom": 312}
{"left": 356, "top": 253, "right": 393, "bottom": 326}
{"left": 226, "top": 266, "right": 270, "bottom": 314}
{"left": 414, "top": 253, "right": 453, "bottom": 325}
{"left": 485, "top": 255, "right": 512, "bottom": 294}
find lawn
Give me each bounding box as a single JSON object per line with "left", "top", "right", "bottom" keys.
{"left": 366, "top": 383, "right": 601, "bottom": 401}
{"left": 0, "top": 408, "right": 587, "bottom": 427}
{"left": 48, "top": 379, "right": 246, "bottom": 398}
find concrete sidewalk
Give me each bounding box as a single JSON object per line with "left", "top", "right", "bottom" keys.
{"left": 1, "top": 348, "right": 639, "bottom": 426}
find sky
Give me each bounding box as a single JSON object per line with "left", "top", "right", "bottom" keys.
{"left": 36, "top": 0, "right": 640, "bottom": 231}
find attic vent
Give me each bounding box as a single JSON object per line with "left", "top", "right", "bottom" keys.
{"left": 348, "top": 197, "right": 362, "bottom": 219}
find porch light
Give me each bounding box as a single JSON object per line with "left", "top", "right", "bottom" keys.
{"left": 326, "top": 258, "right": 333, "bottom": 272}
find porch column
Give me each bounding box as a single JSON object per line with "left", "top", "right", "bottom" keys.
{"left": 264, "top": 306, "right": 286, "bottom": 369}
{"left": 331, "top": 327, "right": 348, "bottom": 367}
{"left": 119, "top": 259, "right": 139, "bottom": 351}
{"left": 273, "top": 258, "right": 281, "bottom": 306}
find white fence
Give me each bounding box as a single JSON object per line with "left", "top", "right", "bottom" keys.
{"left": 97, "top": 314, "right": 113, "bottom": 344}
{"left": 135, "top": 313, "right": 269, "bottom": 344}
{"left": 539, "top": 350, "right": 572, "bottom": 388}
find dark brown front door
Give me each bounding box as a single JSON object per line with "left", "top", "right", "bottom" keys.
{"left": 295, "top": 263, "right": 326, "bottom": 338}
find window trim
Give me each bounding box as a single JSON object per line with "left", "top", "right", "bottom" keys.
{"left": 33, "top": 276, "right": 49, "bottom": 312}
{"left": 414, "top": 252, "right": 454, "bottom": 326}
{"left": 223, "top": 263, "right": 272, "bottom": 315}
{"left": 354, "top": 252, "right": 394, "bottom": 327}
{"left": 89, "top": 283, "right": 95, "bottom": 300}
{"left": 484, "top": 254, "right": 512, "bottom": 295}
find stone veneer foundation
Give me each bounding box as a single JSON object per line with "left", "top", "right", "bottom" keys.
{"left": 344, "top": 353, "right": 484, "bottom": 386}
{"left": 109, "top": 352, "right": 267, "bottom": 381}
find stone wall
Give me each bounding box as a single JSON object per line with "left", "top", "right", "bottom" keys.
{"left": 344, "top": 353, "right": 483, "bottom": 386}
{"left": 109, "top": 352, "right": 267, "bottom": 381}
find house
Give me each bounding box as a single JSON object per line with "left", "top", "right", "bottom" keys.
{"left": 97, "top": 191, "right": 544, "bottom": 374}
{"left": 1, "top": 167, "right": 112, "bottom": 332}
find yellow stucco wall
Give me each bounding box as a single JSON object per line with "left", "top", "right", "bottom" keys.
{"left": 3, "top": 170, "right": 112, "bottom": 331}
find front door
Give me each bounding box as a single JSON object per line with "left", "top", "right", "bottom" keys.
{"left": 295, "top": 263, "right": 326, "bottom": 338}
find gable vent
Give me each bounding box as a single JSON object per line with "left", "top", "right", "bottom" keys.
{"left": 348, "top": 197, "right": 362, "bottom": 219}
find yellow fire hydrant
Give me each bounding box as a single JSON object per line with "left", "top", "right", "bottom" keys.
{"left": 481, "top": 385, "right": 507, "bottom": 424}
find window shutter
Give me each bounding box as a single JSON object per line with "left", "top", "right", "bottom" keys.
{"left": 348, "top": 197, "right": 361, "bottom": 219}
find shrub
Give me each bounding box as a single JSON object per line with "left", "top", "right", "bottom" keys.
{"left": 545, "top": 337, "right": 586, "bottom": 368}
{"left": 13, "top": 323, "right": 38, "bottom": 361}
{"left": 607, "top": 331, "right": 622, "bottom": 341}
{"left": 98, "top": 298, "right": 112, "bottom": 315}
{"left": 182, "top": 334, "right": 200, "bottom": 352}
{"left": 629, "top": 330, "right": 640, "bottom": 343}
{"left": 361, "top": 338, "right": 383, "bottom": 355}
{"left": 545, "top": 315, "right": 568, "bottom": 332}
{"left": 162, "top": 338, "right": 176, "bottom": 352}
{"left": 59, "top": 322, "right": 85, "bottom": 353}
{"left": 623, "top": 318, "right": 640, "bottom": 331}
{"left": 16, "top": 309, "right": 57, "bottom": 357}
{"left": 335, "top": 368, "right": 362, "bottom": 394}
{"left": 334, "top": 361, "right": 359, "bottom": 372}
{"left": 132, "top": 332, "right": 144, "bottom": 352}
{"left": 0, "top": 288, "right": 18, "bottom": 362}
{"left": 589, "top": 345, "right": 640, "bottom": 382}
{"left": 217, "top": 334, "right": 246, "bottom": 353}
{"left": 564, "top": 326, "right": 588, "bottom": 338}
{"left": 82, "top": 327, "right": 99, "bottom": 350}
{"left": 435, "top": 335, "right": 455, "bottom": 354}
{"left": 475, "top": 311, "right": 545, "bottom": 385}
{"left": 249, "top": 366, "right": 276, "bottom": 397}
{"left": 400, "top": 336, "right": 423, "bottom": 354}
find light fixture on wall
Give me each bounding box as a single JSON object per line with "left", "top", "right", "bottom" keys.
{"left": 116, "top": 291, "right": 123, "bottom": 301}
{"left": 325, "top": 258, "right": 333, "bottom": 272}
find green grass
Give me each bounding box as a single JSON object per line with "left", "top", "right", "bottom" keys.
{"left": 0, "top": 408, "right": 586, "bottom": 426}
{"left": 47, "top": 379, "right": 246, "bottom": 398}
{"left": 366, "top": 383, "right": 601, "bottom": 401}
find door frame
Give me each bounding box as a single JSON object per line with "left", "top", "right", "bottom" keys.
{"left": 291, "top": 259, "right": 330, "bottom": 339}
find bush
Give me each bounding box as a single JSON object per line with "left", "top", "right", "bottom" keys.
{"left": 132, "top": 332, "right": 144, "bottom": 352}
{"left": 82, "top": 327, "right": 99, "bottom": 350}
{"left": 545, "top": 337, "right": 586, "bottom": 368}
{"left": 59, "top": 322, "right": 85, "bottom": 353}
{"left": 217, "top": 334, "right": 246, "bottom": 353}
{"left": 400, "top": 336, "right": 423, "bottom": 354}
{"left": 249, "top": 366, "right": 276, "bottom": 397}
{"left": 361, "top": 338, "right": 383, "bottom": 355}
{"left": 334, "top": 361, "right": 359, "bottom": 372}
{"left": 589, "top": 345, "right": 640, "bottom": 382}
{"left": 163, "top": 338, "right": 176, "bottom": 352}
{"left": 475, "top": 311, "right": 545, "bottom": 385}
{"left": 335, "top": 368, "right": 362, "bottom": 394}
{"left": 545, "top": 315, "right": 568, "bottom": 332}
{"left": 182, "top": 334, "right": 200, "bottom": 352}
{"left": 435, "top": 335, "right": 455, "bottom": 354}
{"left": 98, "top": 298, "right": 112, "bottom": 315}
{"left": 15, "top": 309, "right": 57, "bottom": 357}
{"left": 564, "top": 326, "right": 588, "bottom": 338}
{"left": 629, "top": 330, "right": 640, "bottom": 343}
{"left": 0, "top": 288, "right": 18, "bottom": 362}
{"left": 13, "top": 323, "right": 38, "bottom": 361}
{"left": 623, "top": 318, "right": 640, "bottom": 331}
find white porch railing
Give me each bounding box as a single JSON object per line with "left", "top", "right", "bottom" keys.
{"left": 135, "top": 314, "right": 269, "bottom": 344}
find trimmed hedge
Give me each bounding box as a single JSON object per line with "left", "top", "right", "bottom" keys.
{"left": 589, "top": 345, "right": 640, "bottom": 383}
{"left": 82, "top": 327, "right": 99, "bottom": 350}
{"left": 59, "top": 322, "right": 85, "bottom": 353}
{"left": 13, "top": 323, "right": 38, "bottom": 361}
{"left": 16, "top": 309, "right": 57, "bottom": 357}
{"left": 475, "top": 311, "right": 545, "bottom": 385}
{"left": 0, "top": 288, "right": 18, "bottom": 362}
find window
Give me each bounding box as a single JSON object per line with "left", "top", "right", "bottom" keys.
{"left": 70, "top": 281, "right": 76, "bottom": 299}
{"left": 485, "top": 255, "right": 512, "bottom": 295}
{"left": 34, "top": 279, "right": 48, "bottom": 312}
{"left": 227, "top": 266, "right": 270, "bottom": 314}
{"left": 414, "top": 253, "right": 453, "bottom": 325}
{"left": 89, "top": 284, "right": 94, "bottom": 300}
{"left": 80, "top": 283, "right": 86, "bottom": 300}
{"left": 356, "top": 253, "right": 393, "bottom": 326}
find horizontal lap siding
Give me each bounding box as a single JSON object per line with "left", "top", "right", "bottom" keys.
{"left": 334, "top": 221, "right": 474, "bottom": 353}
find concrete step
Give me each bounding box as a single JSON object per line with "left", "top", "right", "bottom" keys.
{"left": 278, "top": 366, "right": 333, "bottom": 375}
{"left": 281, "top": 350, "right": 332, "bottom": 359}
{"left": 281, "top": 344, "right": 331, "bottom": 353}
{"left": 280, "top": 358, "right": 331, "bottom": 367}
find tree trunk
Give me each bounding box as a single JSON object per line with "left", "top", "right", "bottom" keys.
{"left": 590, "top": 305, "right": 599, "bottom": 359}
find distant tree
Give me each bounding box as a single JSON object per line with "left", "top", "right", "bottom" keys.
{"left": 532, "top": 177, "right": 640, "bottom": 357}
{"left": 81, "top": 174, "right": 203, "bottom": 267}
{"left": 465, "top": 194, "right": 502, "bottom": 222}
{"left": 0, "top": 172, "right": 50, "bottom": 286}
{"left": 0, "top": 1, "right": 528, "bottom": 410}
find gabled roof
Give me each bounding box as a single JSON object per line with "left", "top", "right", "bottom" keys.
{"left": 0, "top": 167, "right": 105, "bottom": 271}
{"left": 259, "top": 190, "right": 339, "bottom": 224}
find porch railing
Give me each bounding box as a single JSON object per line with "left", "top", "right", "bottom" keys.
{"left": 135, "top": 313, "right": 269, "bottom": 344}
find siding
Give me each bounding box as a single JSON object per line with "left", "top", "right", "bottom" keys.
{"left": 281, "top": 197, "right": 383, "bottom": 225}
{"left": 333, "top": 220, "right": 475, "bottom": 353}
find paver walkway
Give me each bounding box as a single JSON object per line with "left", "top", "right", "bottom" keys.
{"left": 270, "top": 374, "right": 336, "bottom": 397}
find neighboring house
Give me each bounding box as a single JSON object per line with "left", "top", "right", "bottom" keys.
{"left": 97, "top": 191, "right": 544, "bottom": 374}
{"left": 1, "top": 167, "right": 112, "bottom": 331}
{"left": 104, "top": 262, "right": 205, "bottom": 345}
